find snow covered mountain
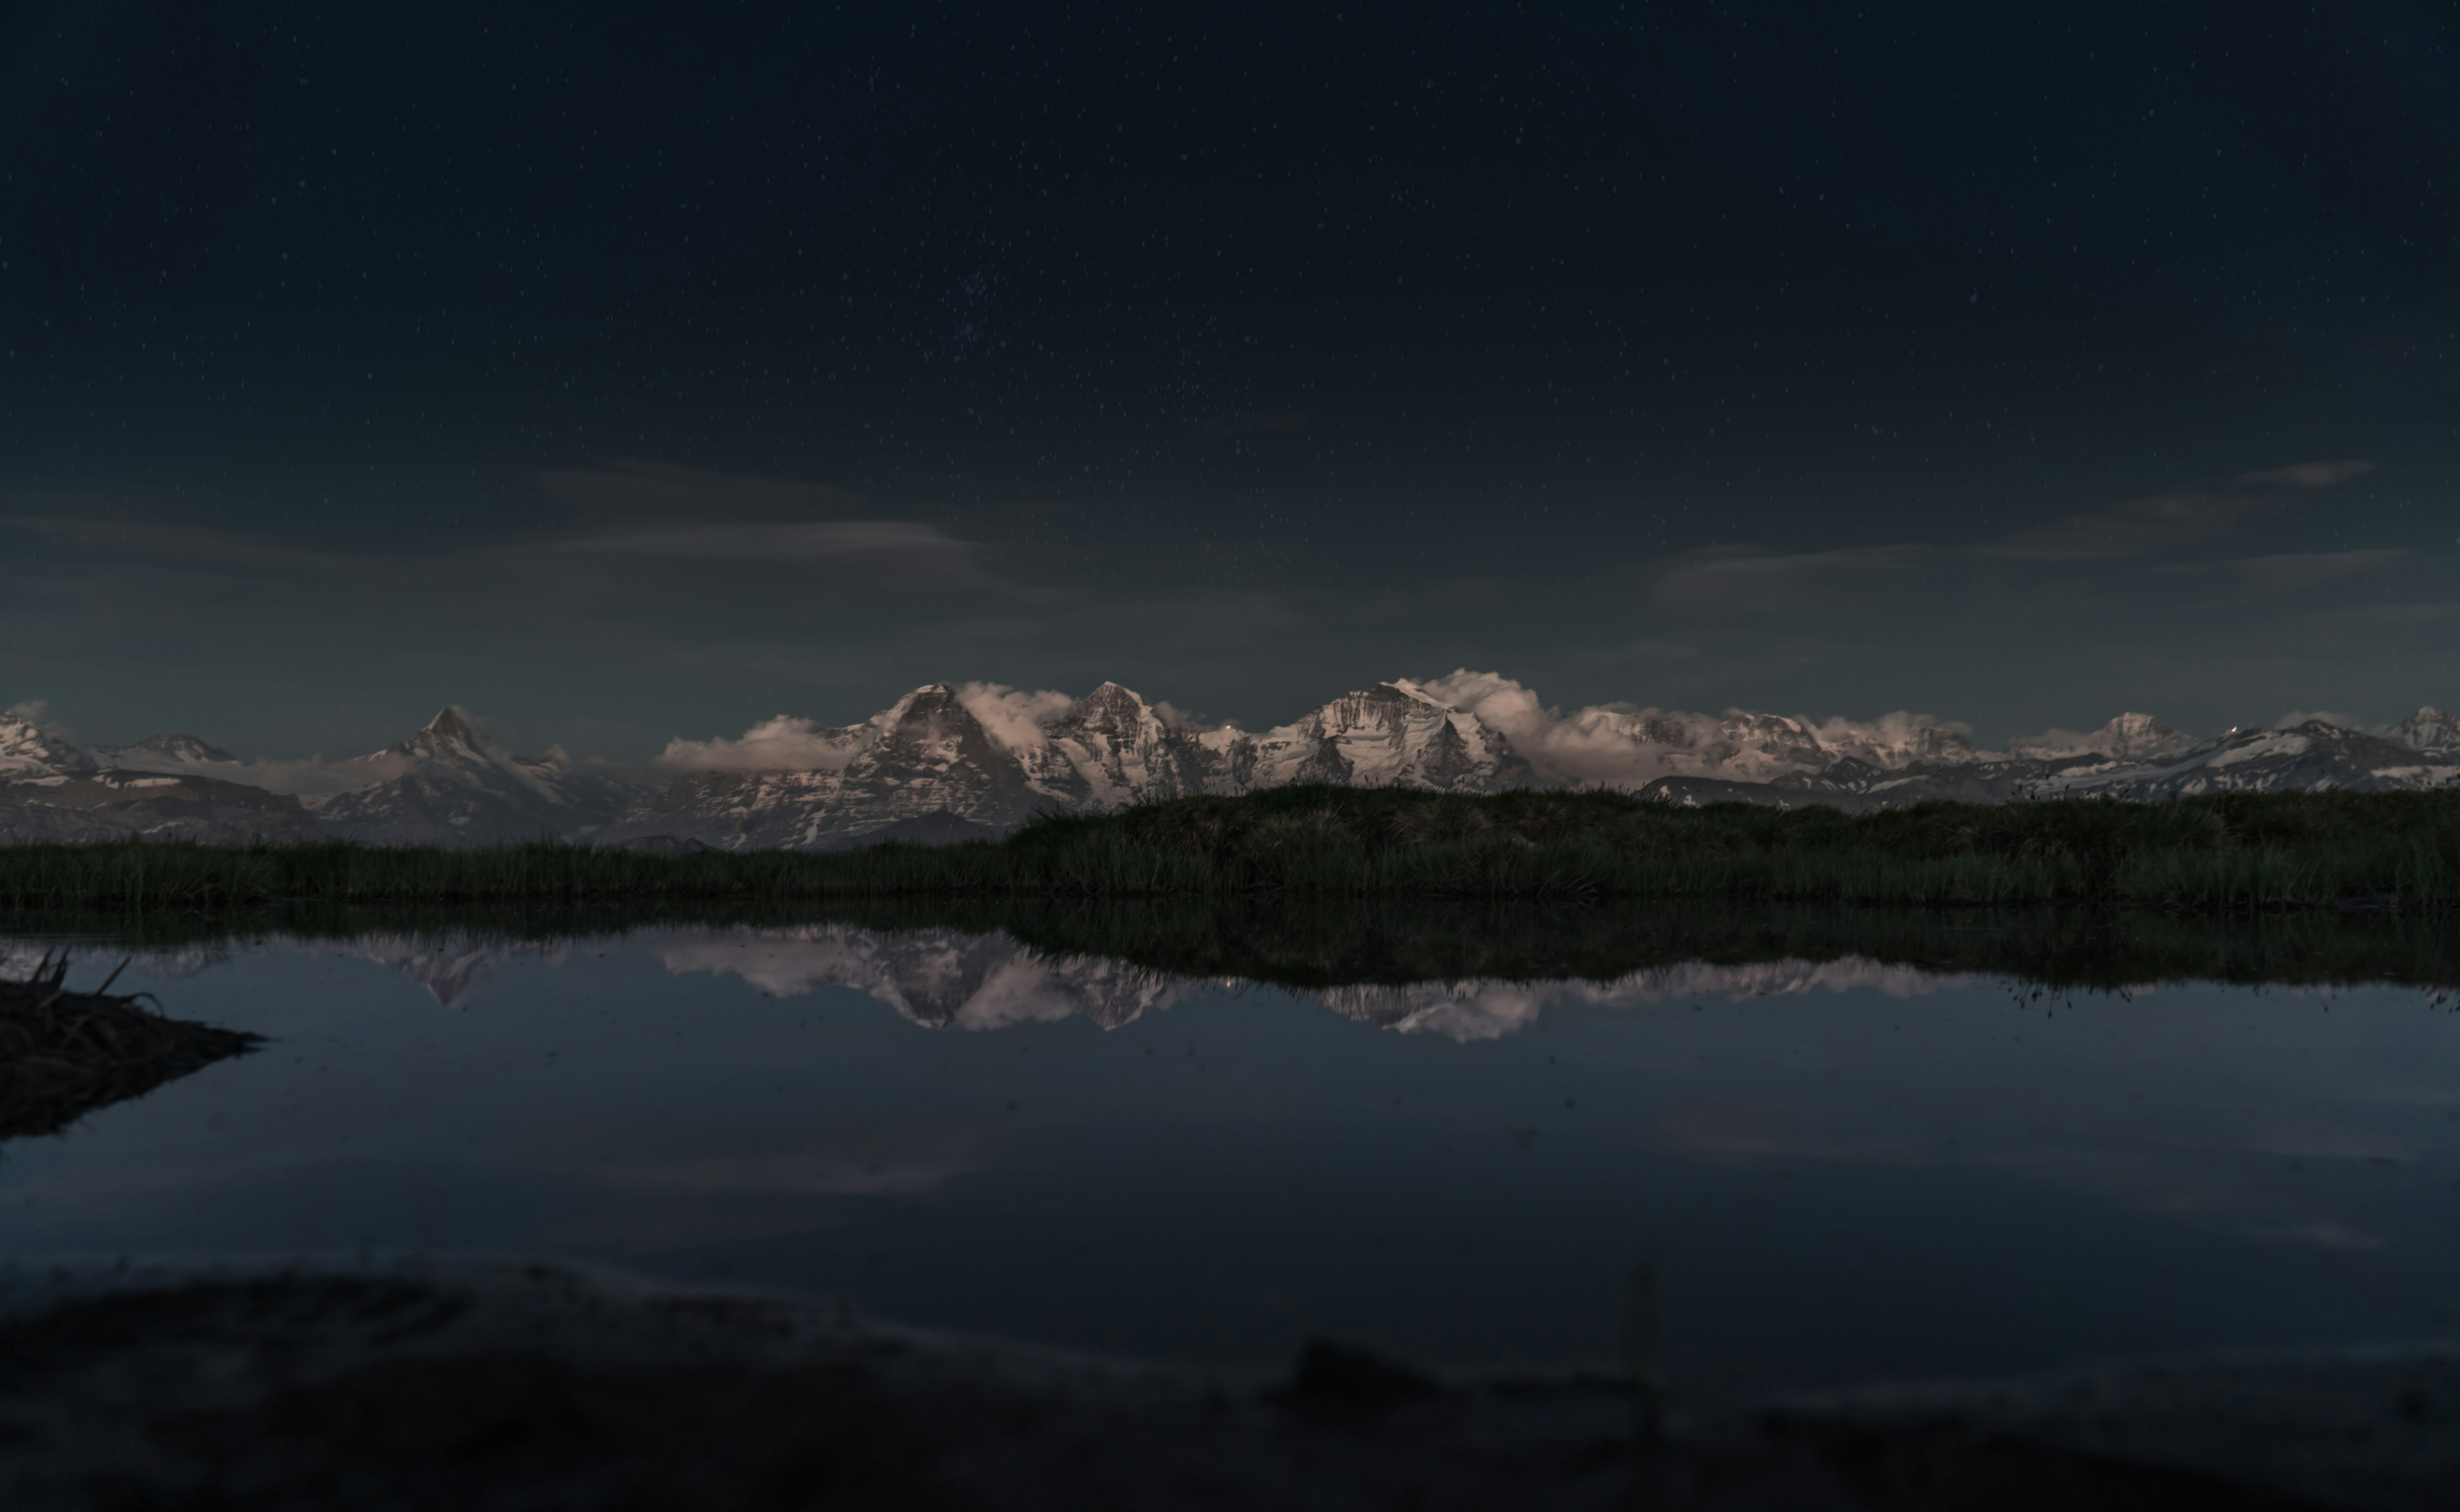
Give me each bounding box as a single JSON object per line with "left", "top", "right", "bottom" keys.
{"left": 1644, "top": 712, "right": 2460, "bottom": 811}
{"left": 7, "top": 683, "right": 2455, "bottom": 846}
{"left": 0, "top": 711, "right": 321, "bottom": 842}
{"left": 0, "top": 769, "right": 326, "bottom": 844}
{"left": 2028, "top": 719, "right": 2460, "bottom": 800}
{"left": 604, "top": 679, "right": 1529, "bottom": 851}
{"left": 2011, "top": 713, "right": 2201, "bottom": 763}
{"left": 0, "top": 710, "right": 96, "bottom": 779}
{"left": 2394, "top": 706, "right": 2460, "bottom": 756}
{"left": 309, "top": 707, "right": 644, "bottom": 847}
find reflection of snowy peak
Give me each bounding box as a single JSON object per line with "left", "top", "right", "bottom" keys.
{"left": 652, "top": 925, "right": 1195, "bottom": 1031}
{"left": 323, "top": 931, "right": 567, "bottom": 1006}
{"left": 311, "top": 707, "right": 640, "bottom": 847}
{"left": 605, "top": 680, "right": 1530, "bottom": 852}
{"left": 1312, "top": 957, "right": 1971, "bottom": 1041}
{"left": 0, "top": 712, "right": 96, "bottom": 778}
{"left": 650, "top": 927, "right": 1967, "bottom": 1042}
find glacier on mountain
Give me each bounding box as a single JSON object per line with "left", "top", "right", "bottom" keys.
{"left": 5, "top": 678, "right": 2455, "bottom": 847}
{"left": 602, "top": 678, "right": 1531, "bottom": 850}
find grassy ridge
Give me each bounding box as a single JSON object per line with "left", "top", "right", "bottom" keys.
{"left": 0, "top": 786, "right": 2454, "bottom": 910}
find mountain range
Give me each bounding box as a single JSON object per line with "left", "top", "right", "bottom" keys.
{"left": 2, "top": 677, "right": 2453, "bottom": 847}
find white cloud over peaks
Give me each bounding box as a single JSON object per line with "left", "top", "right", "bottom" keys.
{"left": 658, "top": 715, "right": 876, "bottom": 773}
{"left": 1412, "top": 670, "right": 1977, "bottom": 786}
{"left": 954, "top": 683, "right": 1075, "bottom": 752}
{"left": 656, "top": 683, "right": 1077, "bottom": 771}
{"left": 5, "top": 699, "right": 66, "bottom": 737}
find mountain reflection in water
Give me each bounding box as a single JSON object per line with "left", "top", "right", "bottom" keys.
{"left": 654, "top": 927, "right": 1971, "bottom": 1040}
{"left": 12, "top": 927, "right": 1974, "bottom": 1038}
{"left": 2, "top": 906, "right": 2455, "bottom": 1411}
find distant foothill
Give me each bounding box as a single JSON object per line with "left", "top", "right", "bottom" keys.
{"left": 0, "top": 680, "right": 2454, "bottom": 850}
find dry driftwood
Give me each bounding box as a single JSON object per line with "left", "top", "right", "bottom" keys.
{"left": 0, "top": 951, "right": 259, "bottom": 1139}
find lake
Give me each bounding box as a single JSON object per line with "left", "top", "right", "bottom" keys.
{"left": 4, "top": 911, "right": 2457, "bottom": 1413}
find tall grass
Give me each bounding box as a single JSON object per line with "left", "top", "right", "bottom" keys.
{"left": 0, "top": 786, "right": 2453, "bottom": 911}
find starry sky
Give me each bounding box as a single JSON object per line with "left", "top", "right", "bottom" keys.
{"left": 3, "top": 1, "right": 2455, "bottom": 758}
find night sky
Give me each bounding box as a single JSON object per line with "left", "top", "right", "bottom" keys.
{"left": 4, "top": 1, "right": 2455, "bottom": 758}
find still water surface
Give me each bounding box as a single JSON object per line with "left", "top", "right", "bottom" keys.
{"left": 4, "top": 921, "right": 2457, "bottom": 1410}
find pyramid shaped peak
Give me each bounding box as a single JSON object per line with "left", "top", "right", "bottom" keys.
{"left": 1349, "top": 681, "right": 1443, "bottom": 708}
{"left": 888, "top": 684, "right": 987, "bottom": 731}
{"left": 425, "top": 706, "right": 485, "bottom": 742}
{"left": 1078, "top": 681, "right": 1150, "bottom": 710}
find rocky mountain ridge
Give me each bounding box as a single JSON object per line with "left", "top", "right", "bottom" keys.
{"left": 599, "top": 679, "right": 1529, "bottom": 850}
{"left": 307, "top": 707, "right": 642, "bottom": 847}
{"left": 1642, "top": 712, "right": 2460, "bottom": 813}
{"left": 0, "top": 706, "right": 638, "bottom": 846}
{"left": 2, "top": 686, "right": 2454, "bottom": 847}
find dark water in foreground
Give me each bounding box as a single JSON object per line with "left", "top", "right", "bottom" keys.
{"left": 3, "top": 917, "right": 2458, "bottom": 1412}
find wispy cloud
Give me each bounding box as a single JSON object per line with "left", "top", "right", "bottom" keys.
{"left": 1649, "top": 544, "right": 1927, "bottom": 616}
{"left": 2233, "top": 460, "right": 2373, "bottom": 490}
{"left": 1412, "top": 669, "right": 1972, "bottom": 785}
{"left": 532, "top": 458, "right": 875, "bottom": 524}
{"left": 1979, "top": 459, "right": 2373, "bottom": 563}
{"left": 559, "top": 519, "right": 975, "bottom": 570}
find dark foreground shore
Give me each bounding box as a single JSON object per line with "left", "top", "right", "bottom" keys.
{"left": 0, "top": 954, "right": 258, "bottom": 1139}
{"left": 0, "top": 1264, "right": 2447, "bottom": 1511}
{"left": 2, "top": 787, "right": 2455, "bottom": 911}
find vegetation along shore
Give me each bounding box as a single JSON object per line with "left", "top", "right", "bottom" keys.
{"left": 0, "top": 786, "right": 2452, "bottom": 912}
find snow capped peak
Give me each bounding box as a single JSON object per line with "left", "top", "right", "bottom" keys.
{"left": 307, "top": 706, "right": 639, "bottom": 845}
{"left": 1255, "top": 681, "right": 1529, "bottom": 790}
{"left": 896, "top": 683, "right": 988, "bottom": 733}
{"left": 0, "top": 709, "right": 97, "bottom": 778}
{"left": 416, "top": 706, "right": 490, "bottom": 751}
{"left": 1075, "top": 680, "right": 1146, "bottom": 713}
{"left": 1408, "top": 671, "right": 1970, "bottom": 788}
{"left": 2103, "top": 712, "right": 2174, "bottom": 742}
{"left": 2394, "top": 706, "right": 2460, "bottom": 754}
{"left": 2014, "top": 712, "right": 2196, "bottom": 762}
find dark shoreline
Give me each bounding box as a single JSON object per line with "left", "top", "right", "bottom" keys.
{"left": 0, "top": 954, "right": 260, "bottom": 1140}
{"left": 0, "top": 1260, "right": 2445, "bottom": 1511}
{"left": 0, "top": 786, "right": 2455, "bottom": 913}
